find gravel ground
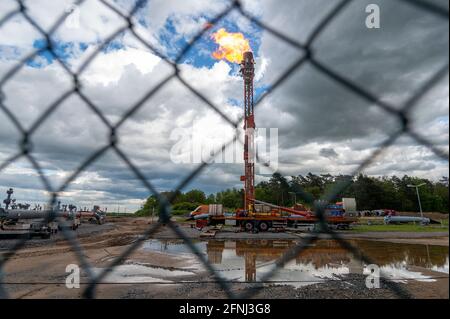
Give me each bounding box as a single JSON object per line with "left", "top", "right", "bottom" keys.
{"left": 292, "top": 274, "right": 402, "bottom": 299}
{"left": 0, "top": 222, "right": 116, "bottom": 251}
{"left": 114, "top": 274, "right": 404, "bottom": 299}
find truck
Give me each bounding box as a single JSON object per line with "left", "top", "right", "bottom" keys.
{"left": 78, "top": 205, "right": 106, "bottom": 225}
{"left": 190, "top": 200, "right": 357, "bottom": 232}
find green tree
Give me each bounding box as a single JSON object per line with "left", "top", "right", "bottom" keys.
{"left": 184, "top": 189, "right": 206, "bottom": 203}
{"left": 136, "top": 173, "right": 449, "bottom": 215}
{"left": 206, "top": 194, "right": 216, "bottom": 204}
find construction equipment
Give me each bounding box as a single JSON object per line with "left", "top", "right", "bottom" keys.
{"left": 191, "top": 51, "right": 356, "bottom": 232}
{"left": 0, "top": 188, "right": 106, "bottom": 239}
{"left": 240, "top": 51, "right": 256, "bottom": 214}
{"left": 78, "top": 205, "right": 106, "bottom": 225}
{"left": 235, "top": 52, "right": 354, "bottom": 230}
{"left": 0, "top": 207, "right": 59, "bottom": 238}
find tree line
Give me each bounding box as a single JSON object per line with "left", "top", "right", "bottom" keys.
{"left": 136, "top": 173, "right": 449, "bottom": 215}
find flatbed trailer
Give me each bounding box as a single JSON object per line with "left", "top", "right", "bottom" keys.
{"left": 0, "top": 220, "right": 58, "bottom": 239}
{"left": 0, "top": 207, "right": 78, "bottom": 237}
{"left": 0, "top": 230, "right": 39, "bottom": 239}
{"left": 208, "top": 215, "right": 356, "bottom": 232}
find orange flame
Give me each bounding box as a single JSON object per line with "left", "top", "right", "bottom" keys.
{"left": 211, "top": 28, "right": 251, "bottom": 64}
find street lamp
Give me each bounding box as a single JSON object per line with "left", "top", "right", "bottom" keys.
{"left": 407, "top": 183, "right": 426, "bottom": 219}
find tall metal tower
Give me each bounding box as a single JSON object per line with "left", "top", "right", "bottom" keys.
{"left": 240, "top": 51, "right": 255, "bottom": 213}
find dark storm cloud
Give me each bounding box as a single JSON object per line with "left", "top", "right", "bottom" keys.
{"left": 312, "top": 0, "right": 448, "bottom": 104}
{"left": 257, "top": 64, "right": 400, "bottom": 148}
{"left": 320, "top": 148, "right": 339, "bottom": 159}
{"left": 254, "top": 0, "right": 448, "bottom": 177}
{"left": 365, "top": 161, "right": 438, "bottom": 176}
{"left": 257, "top": 0, "right": 448, "bottom": 142}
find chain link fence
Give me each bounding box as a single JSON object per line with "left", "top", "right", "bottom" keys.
{"left": 0, "top": 0, "right": 448, "bottom": 299}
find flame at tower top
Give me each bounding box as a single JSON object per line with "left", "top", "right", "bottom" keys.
{"left": 240, "top": 51, "right": 255, "bottom": 80}
{"left": 211, "top": 28, "right": 252, "bottom": 64}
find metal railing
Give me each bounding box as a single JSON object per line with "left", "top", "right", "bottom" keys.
{"left": 0, "top": 0, "right": 448, "bottom": 299}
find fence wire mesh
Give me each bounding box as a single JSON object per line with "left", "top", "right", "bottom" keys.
{"left": 0, "top": 0, "right": 448, "bottom": 299}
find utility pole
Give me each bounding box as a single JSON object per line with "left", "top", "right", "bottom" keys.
{"left": 407, "top": 183, "right": 426, "bottom": 219}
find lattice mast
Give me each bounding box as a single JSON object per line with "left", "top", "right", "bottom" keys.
{"left": 240, "top": 51, "right": 255, "bottom": 213}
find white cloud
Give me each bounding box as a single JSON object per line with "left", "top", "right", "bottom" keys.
{"left": 80, "top": 47, "right": 161, "bottom": 85}
{"left": 0, "top": 0, "right": 448, "bottom": 212}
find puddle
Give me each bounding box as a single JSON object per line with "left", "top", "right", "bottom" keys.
{"left": 141, "top": 239, "right": 449, "bottom": 287}
{"left": 144, "top": 240, "right": 207, "bottom": 256}
{"left": 91, "top": 262, "right": 195, "bottom": 284}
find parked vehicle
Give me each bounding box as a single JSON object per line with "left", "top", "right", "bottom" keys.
{"left": 191, "top": 201, "right": 356, "bottom": 232}
{"left": 383, "top": 209, "right": 397, "bottom": 216}
{"left": 369, "top": 210, "right": 384, "bottom": 216}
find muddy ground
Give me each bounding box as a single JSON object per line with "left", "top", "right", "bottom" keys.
{"left": 0, "top": 217, "right": 448, "bottom": 299}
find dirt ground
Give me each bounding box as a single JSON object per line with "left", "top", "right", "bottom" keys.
{"left": 0, "top": 217, "right": 448, "bottom": 299}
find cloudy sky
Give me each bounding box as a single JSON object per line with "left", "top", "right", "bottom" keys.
{"left": 0, "top": 0, "right": 448, "bottom": 211}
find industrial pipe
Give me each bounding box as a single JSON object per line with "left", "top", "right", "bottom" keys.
{"left": 0, "top": 208, "right": 68, "bottom": 220}
{"left": 384, "top": 215, "right": 430, "bottom": 225}
{"left": 252, "top": 199, "right": 311, "bottom": 217}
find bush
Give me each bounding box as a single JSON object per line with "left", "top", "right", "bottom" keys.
{"left": 134, "top": 209, "right": 149, "bottom": 217}
{"left": 172, "top": 202, "right": 200, "bottom": 211}
{"left": 172, "top": 210, "right": 191, "bottom": 216}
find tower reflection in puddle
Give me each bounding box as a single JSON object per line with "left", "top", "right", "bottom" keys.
{"left": 205, "top": 239, "right": 448, "bottom": 284}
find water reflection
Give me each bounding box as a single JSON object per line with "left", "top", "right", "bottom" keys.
{"left": 143, "top": 239, "right": 448, "bottom": 286}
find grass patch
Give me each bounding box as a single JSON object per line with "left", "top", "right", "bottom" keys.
{"left": 351, "top": 223, "right": 449, "bottom": 233}
{"left": 170, "top": 215, "right": 191, "bottom": 223}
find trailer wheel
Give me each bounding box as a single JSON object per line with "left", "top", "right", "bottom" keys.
{"left": 244, "top": 221, "right": 253, "bottom": 232}
{"left": 259, "top": 222, "right": 269, "bottom": 232}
